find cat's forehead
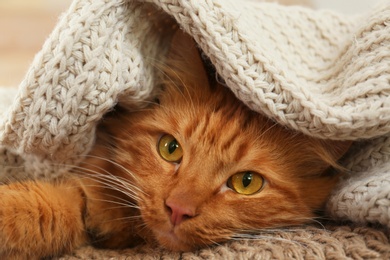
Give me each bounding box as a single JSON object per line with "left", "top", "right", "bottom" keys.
{"left": 161, "top": 98, "right": 269, "bottom": 160}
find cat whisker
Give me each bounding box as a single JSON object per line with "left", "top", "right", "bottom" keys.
{"left": 78, "top": 183, "right": 140, "bottom": 206}
{"left": 153, "top": 62, "right": 196, "bottom": 113}
{"left": 76, "top": 181, "right": 140, "bottom": 205}
{"left": 307, "top": 218, "right": 327, "bottom": 230}
{"left": 67, "top": 165, "right": 142, "bottom": 202}
{"left": 90, "top": 192, "right": 139, "bottom": 210}
{"left": 232, "top": 224, "right": 321, "bottom": 235}
{"left": 79, "top": 155, "right": 147, "bottom": 195}
{"left": 85, "top": 196, "right": 139, "bottom": 210}
{"left": 74, "top": 166, "right": 139, "bottom": 195}
{"left": 206, "top": 239, "right": 224, "bottom": 250}
{"left": 122, "top": 96, "right": 170, "bottom": 111}
{"left": 78, "top": 155, "right": 137, "bottom": 179}
{"left": 103, "top": 215, "right": 143, "bottom": 224}
{"left": 134, "top": 221, "right": 150, "bottom": 235}
{"left": 230, "top": 229, "right": 307, "bottom": 246}
{"left": 68, "top": 165, "right": 147, "bottom": 203}
{"left": 253, "top": 121, "right": 279, "bottom": 143}
{"left": 230, "top": 234, "right": 304, "bottom": 246}
{"left": 73, "top": 171, "right": 142, "bottom": 203}
{"left": 70, "top": 159, "right": 146, "bottom": 197}
{"left": 229, "top": 223, "right": 332, "bottom": 247}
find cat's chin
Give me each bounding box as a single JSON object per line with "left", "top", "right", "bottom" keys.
{"left": 154, "top": 229, "right": 196, "bottom": 252}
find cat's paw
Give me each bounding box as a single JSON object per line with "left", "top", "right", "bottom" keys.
{"left": 0, "top": 181, "right": 86, "bottom": 258}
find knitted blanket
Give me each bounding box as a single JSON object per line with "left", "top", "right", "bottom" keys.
{"left": 0, "top": 0, "right": 389, "bottom": 258}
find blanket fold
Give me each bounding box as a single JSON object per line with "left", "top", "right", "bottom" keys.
{"left": 0, "top": 0, "right": 389, "bottom": 257}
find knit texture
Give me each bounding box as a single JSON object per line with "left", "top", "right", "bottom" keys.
{"left": 0, "top": 0, "right": 389, "bottom": 258}
{"left": 56, "top": 223, "right": 390, "bottom": 259}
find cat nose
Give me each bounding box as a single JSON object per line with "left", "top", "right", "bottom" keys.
{"left": 165, "top": 199, "right": 196, "bottom": 226}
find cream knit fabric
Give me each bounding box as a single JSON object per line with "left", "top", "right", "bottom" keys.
{"left": 57, "top": 224, "right": 390, "bottom": 259}
{"left": 0, "top": 0, "right": 389, "bottom": 249}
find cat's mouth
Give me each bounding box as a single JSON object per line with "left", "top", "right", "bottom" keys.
{"left": 154, "top": 227, "right": 195, "bottom": 251}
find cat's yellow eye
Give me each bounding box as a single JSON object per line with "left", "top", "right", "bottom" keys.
{"left": 227, "top": 171, "right": 264, "bottom": 195}
{"left": 158, "top": 134, "right": 183, "bottom": 163}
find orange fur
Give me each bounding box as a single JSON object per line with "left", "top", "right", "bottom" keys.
{"left": 0, "top": 31, "right": 351, "bottom": 257}
{"left": 0, "top": 179, "right": 86, "bottom": 259}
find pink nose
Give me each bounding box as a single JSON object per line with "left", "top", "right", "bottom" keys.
{"left": 165, "top": 200, "right": 195, "bottom": 226}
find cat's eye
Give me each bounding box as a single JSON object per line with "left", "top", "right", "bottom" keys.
{"left": 158, "top": 134, "right": 183, "bottom": 162}
{"left": 227, "top": 171, "right": 264, "bottom": 195}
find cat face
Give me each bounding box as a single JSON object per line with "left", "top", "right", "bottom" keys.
{"left": 94, "top": 31, "right": 351, "bottom": 251}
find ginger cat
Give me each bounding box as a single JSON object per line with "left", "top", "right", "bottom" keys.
{"left": 0, "top": 31, "right": 350, "bottom": 259}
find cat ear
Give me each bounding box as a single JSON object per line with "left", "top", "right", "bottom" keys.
{"left": 310, "top": 139, "right": 352, "bottom": 173}
{"left": 299, "top": 139, "right": 352, "bottom": 209}
{"left": 321, "top": 139, "right": 352, "bottom": 164}
{"left": 329, "top": 140, "right": 352, "bottom": 161}
{"left": 165, "top": 30, "right": 210, "bottom": 90}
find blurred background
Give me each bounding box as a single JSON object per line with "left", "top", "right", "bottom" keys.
{"left": 0, "top": 0, "right": 72, "bottom": 86}
{"left": 0, "top": 0, "right": 382, "bottom": 87}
